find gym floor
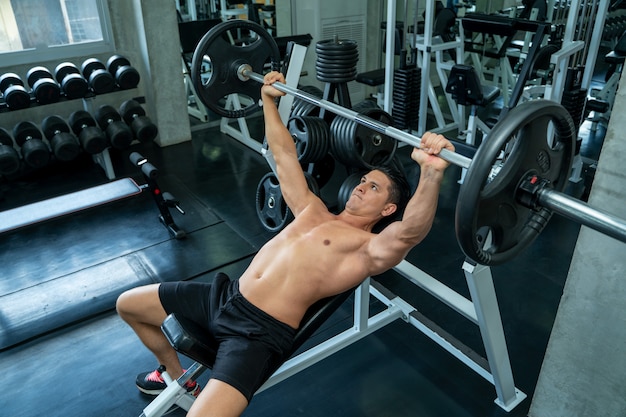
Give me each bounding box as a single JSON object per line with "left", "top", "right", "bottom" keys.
{"left": 0, "top": 67, "right": 608, "bottom": 416}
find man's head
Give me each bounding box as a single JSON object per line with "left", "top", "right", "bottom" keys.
{"left": 344, "top": 164, "right": 411, "bottom": 230}
{"left": 374, "top": 164, "right": 411, "bottom": 212}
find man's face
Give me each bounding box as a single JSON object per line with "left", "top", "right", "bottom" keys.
{"left": 345, "top": 170, "right": 396, "bottom": 218}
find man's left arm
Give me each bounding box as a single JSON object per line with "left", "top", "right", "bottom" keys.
{"left": 366, "top": 133, "right": 454, "bottom": 274}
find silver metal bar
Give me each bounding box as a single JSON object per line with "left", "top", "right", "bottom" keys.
{"left": 239, "top": 65, "right": 472, "bottom": 169}
{"left": 463, "top": 261, "right": 526, "bottom": 411}
{"left": 538, "top": 188, "right": 626, "bottom": 243}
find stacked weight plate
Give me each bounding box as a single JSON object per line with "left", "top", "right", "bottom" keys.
{"left": 392, "top": 66, "right": 421, "bottom": 131}
{"left": 315, "top": 38, "right": 359, "bottom": 84}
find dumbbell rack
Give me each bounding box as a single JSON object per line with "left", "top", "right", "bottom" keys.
{"left": 0, "top": 55, "right": 152, "bottom": 182}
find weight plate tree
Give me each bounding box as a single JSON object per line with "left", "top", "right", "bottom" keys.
{"left": 191, "top": 20, "right": 626, "bottom": 266}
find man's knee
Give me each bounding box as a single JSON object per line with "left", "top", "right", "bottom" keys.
{"left": 116, "top": 284, "right": 162, "bottom": 321}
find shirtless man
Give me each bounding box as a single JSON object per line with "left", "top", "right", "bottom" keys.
{"left": 116, "top": 71, "right": 454, "bottom": 417}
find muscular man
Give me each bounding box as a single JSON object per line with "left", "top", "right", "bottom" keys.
{"left": 116, "top": 71, "right": 454, "bottom": 417}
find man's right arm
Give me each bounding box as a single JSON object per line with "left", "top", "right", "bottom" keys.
{"left": 261, "top": 72, "right": 320, "bottom": 216}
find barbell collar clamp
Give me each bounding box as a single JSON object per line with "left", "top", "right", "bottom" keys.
{"left": 517, "top": 174, "right": 552, "bottom": 210}
{"left": 239, "top": 66, "right": 472, "bottom": 169}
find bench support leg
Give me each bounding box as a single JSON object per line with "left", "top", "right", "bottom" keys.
{"left": 139, "top": 362, "right": 207, "bottom": 417}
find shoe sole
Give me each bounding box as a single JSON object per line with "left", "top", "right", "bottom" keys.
{"left": 136, "top": 385, "right": 165, "bottom": 396}
{"left": 136, "top": 384, "right": 200, "bottom": 397}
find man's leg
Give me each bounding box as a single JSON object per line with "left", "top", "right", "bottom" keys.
{"left": 116, "top": 284, "right": 184, "bottom": 380}
{"left": 187, "top": 379, "right": 248, "bottom": 417}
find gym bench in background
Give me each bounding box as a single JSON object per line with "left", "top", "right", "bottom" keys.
{"left": 0, "top": 152, "right": 185, "bottom": 239}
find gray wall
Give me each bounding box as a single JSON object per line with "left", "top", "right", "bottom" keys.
{"left": 529, "top": 57, "right": 626, "bottom": 416}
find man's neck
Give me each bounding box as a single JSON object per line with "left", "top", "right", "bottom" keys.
{"left": 337, "top": 211, "right": 378, "bottom": 232}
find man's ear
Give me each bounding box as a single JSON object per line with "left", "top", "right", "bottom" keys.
{"left": 381, "top": 203, "right": 397, "bottom": 218}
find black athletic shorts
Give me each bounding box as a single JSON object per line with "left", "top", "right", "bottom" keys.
{"left": 158, "top": 273, "right": 297, "bottom": 401}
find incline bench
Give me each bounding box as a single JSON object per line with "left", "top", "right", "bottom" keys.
{"left": 139, "top": 283, "right": 355, "bottom": 416}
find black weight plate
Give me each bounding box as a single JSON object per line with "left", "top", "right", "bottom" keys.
{"left": 315, "top": 53, "right": 359, "bottom": 63}
{"left": 307, "top": 152, "right": 335, "bottom": 189}
{"left": 255, "top": 172, "right": 292, "bottom": 232}
{"left": 0, "top": 73, "right": 24, "bottom": 90}
{"left": 4, "top": 85, "right": 31, "bottom": 110}
{"left": 455, "top": 99, "right": 576, "bottom": 266}
{"left": 337, "top": 172, "right": 364, "bottom": 212}
{"left": 89, "top": 69, "right": 115, "bottom": 94}
{"left": 120, "top": 99, "right": 146, "bottom": 125}
{"left": 32, "top": 78, "right": 61, "bottom": 104}
{"left": 115, "top": 66, "right": 140, "bottom": 89}
{"left": 26, "top": 66, "right": 53, "bottom": 87}
{"left": 69, "top": 110, "right": 97, "bottom": 133}
{"left": 352, "top": 108, "right": 396, "bottom": 167}
{"left": 315, "top": 39, "right": 358, "bottom": 51}
{"left": 106, "top": 55, "right": 131, "bottom": 73}
{"left": 95, "top": 105, "right": 122, "bottom": 127}
{"left": 21, "top": 138, "right": 50, "bottom": 168}
{"left": 41, "top": 115, "right": 70, "bottom": 138}
{"left": 191, "top": 19, "right": 281, "bottom": 119}
{"left": 314, "top": 60, "right": 358, "bottom": 69}
{"left": 54, "top": 62, "right": 80, "bottom": 82}
{"left": 0, "top": 127, "right": 13, "bottom": 146}
{"left": 61, "top": 73, "right": 89, "bottom": 99}
{"left": 81, "top": 58, "right": 106, "bottom": 76}
{"left": 0, "top": 143, "right": 20, "bottom": 175}
{"left": 13, "top": 121, "right": 42, "bottom": 146}
{"left": 50, "top": 131, "right": 81, "bottom": 161}
{"left": 79, "top": 126, "right": 108, "bottom": 154}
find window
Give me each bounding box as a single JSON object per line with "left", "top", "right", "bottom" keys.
{"left": 0, "top": 0, "right": 113, "bottom": 66}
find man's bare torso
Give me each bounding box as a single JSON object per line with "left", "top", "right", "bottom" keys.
{"left": 238, "top": 204, "right": 375, "bottom": 329}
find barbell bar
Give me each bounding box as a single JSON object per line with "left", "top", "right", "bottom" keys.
{"left": 192, "top": 19, "right": 626, "bottom": 265}
{"left": 238, "top": 64, "right": 472, "bottom": 170}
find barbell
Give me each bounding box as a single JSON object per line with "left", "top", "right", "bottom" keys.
{"left": 191, "top": 19, "right": 626, "bottom": 266}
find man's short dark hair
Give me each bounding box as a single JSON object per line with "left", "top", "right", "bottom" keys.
{"left": 376, "top": 164, "right": 411, "bottom": 209}
{"left": 372, "top": 163, "right": 411, "bottom": 232}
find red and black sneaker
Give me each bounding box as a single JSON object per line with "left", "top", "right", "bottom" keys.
{"left": 136, "top": 365, "right": 201, "bottom": 396}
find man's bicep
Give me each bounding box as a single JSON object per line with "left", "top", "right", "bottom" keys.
{"left": 367, "top": 223, "right": 413, "bottom": 274}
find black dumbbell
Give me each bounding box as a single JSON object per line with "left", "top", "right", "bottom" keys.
{"left": 95, "top": 105, "right": 134, "bottom": 150}
{"left": 54, "top": 62, "right": 89, "bottom": 100}
{"left": 12, "top": 121, "right": 50, "bottom": 169}
{"left": 106, "top": 55, "right": 140, "bottom": 90}
{"left": 26, "top": 66, "right": 61, "bottom": 105}
{"left": 68, "top": 110, "right": 108, "bottom": 154}
{"left": 0, "top": 73, "right": 31, "bottom": 110}
{"left": 81, "top": 58, "right": 115, "bottom": 94}
{"left": 119, "top": 99, "right": 158, "bottom": 142}
{"left": 0, "top": 127, "right": 21, "bottom": 176}
{"left": 41, "top": 115, "right": 82, "bottom": 161}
